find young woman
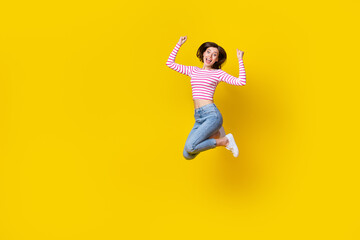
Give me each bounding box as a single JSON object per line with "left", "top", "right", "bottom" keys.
{"left": 166, "top": 36, "right": 246, "bottom": 160}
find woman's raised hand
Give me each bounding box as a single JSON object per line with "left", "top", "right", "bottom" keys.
{"left": 237, "top": 49, "right": 244, "bottom": 59}
{"left": 178, "top": 36, "right": 187, "bottom": 46}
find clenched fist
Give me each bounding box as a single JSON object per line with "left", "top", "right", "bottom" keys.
{"left": 237, "top": 49, "right": 244, "bottom": 59}
{"left": 178, "top": 36, "right": 187, "bottom": 46}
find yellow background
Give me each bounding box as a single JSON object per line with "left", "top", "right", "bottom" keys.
{"left": 1, "top": 0, "right": 359, "bottom": 239}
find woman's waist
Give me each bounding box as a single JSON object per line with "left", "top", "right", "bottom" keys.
{"left": 193, "top": 99, "right": 214, "bottom": 109}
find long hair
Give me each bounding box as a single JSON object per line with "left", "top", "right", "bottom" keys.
{"left": 196, "top": 42, "right": 227, "bottom": 69}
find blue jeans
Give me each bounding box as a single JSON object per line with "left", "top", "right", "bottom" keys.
{"left": 183, "top": 103, "right": 223, "bottom": 160}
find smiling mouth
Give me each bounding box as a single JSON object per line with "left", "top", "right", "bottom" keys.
{"left": 206, "top": 58, "right": 212, "bottom": 64}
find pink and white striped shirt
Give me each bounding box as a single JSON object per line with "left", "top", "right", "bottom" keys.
{"left": 166, "top": 43, "right": 246, "bottom": 101}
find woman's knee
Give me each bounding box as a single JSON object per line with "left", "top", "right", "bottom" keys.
{"left": 184, "top": 142, "right": 196, "bottom": 154}
{"left": 183, "top": 148, "right": 196, "bottom": 160}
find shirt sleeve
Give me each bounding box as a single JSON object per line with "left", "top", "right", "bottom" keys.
{"left": 166, "top": 43, "right": 194, "bottom": 77}
{"left": 218, "top": 58, "right": 246, "bottom": 86}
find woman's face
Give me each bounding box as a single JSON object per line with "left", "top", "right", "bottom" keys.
{"left": 203, "top": 47, "right": 219, "bottom": 67}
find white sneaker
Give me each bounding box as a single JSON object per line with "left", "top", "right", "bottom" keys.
{"left": 225, "top": 133, "right": 239, "bottom": 157}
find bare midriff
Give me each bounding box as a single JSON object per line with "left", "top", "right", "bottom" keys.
{"left": 193, "top": 99, "right": 214, "bottom": 109}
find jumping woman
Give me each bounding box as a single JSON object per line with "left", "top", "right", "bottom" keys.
{"left": 166, "top": 36, "right": 246, "bottom": 160}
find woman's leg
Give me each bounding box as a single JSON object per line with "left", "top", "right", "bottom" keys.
{"left": 185, "top": 126, "right": 229, "bottom": 158}
{"left": 209, "top": 126, "right": 229, "bottom": 146}
{"left": 215, "top": 136, "right": 229, "bottom": 147}
{"left": 183, "top": 147, "right": 198, "bottom": 160}
{"left": 209, "top": 130, "right": 221, "bottom": 139}
{"left": 183, "top": 122, "right": 201, "bottom": 160}
{"left": 183, "top": 104, "right": 229, "bottom": 159}
{"left": 184, "top": 116, "right": 223, "bottom": 154}
{"left": 209, "top": 125, "right": 226, "bottom": 139}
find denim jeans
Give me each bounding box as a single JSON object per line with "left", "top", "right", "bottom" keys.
{"left": 183, "top": 103, "right": 223, "bottom": 160}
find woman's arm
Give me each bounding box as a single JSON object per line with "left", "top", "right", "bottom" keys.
{"left": 218, "top": 51, "right": 246, "bottom": 86}
{"left": 166, "top": 37, "right": 194, "bottom": 76}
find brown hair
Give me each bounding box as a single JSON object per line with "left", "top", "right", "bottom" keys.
{"left": 196, "top": 42, "right": 227, "bottom": 69}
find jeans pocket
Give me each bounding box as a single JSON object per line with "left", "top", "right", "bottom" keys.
{"left": 205, "top": 114, "right": 217, "bottom": 121}
{"left": 206, "top": 109, "right": 219, "bottom": 117}
{"left": 206, "top": 109, "right": 217, "bottom": 114}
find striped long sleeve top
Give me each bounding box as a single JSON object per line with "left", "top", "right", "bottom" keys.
{"left": 166, "top": 42, "right": 246, "bottom": 101}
